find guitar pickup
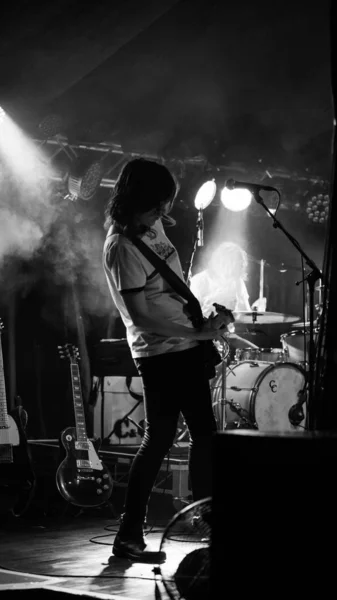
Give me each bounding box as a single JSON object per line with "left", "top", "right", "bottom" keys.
{"left": 75, "top": 442, "right": 90, "bottom": 450}
{"left": 76, "top": 460, "right": 92, "bottom": 469}
{"left": 77, "top": 475, "right": 95, "bottom": 481}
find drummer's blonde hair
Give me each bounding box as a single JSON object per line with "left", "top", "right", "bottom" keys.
{"left": 209, "top": 242, "right": 248, "bottom": 281}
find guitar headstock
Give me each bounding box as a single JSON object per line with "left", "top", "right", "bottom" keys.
{"left": 58, "top": 343, "right": 80, "bottom": 363}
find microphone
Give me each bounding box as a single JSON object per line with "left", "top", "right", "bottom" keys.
{"left": 288, "top": 389, "right": 307, "bottom": 427}
{"left": 197, "top": 209, "right": 204, "bottom": 247}
{"left": 225, "top": 178, "right": 278, "bottom": 194}
{"left": 288, "top": 404, "right": 305, "bottom": 427}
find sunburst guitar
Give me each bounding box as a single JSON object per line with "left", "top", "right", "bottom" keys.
{"left": 56, "top": 344, "right": 113, "bottom": 507}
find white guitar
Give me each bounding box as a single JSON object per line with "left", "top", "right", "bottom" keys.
{"left": 0, "top": 318, "right": 36, "bottom": 515}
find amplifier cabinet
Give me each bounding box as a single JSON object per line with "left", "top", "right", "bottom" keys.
{"left": 92, "top": 376, "right": 145, "bottom": 445}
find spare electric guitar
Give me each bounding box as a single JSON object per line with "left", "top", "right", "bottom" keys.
{"left": 56, "top": 344, "right": 113, "bottom": 507}
{"left": 0, "top": 319, "right": 36, "bottom": 516}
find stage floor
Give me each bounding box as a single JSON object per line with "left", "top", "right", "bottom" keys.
{"left": 0, "top": 512, "right": 169, "bottom": 599}
{"left": 0, "top": 439, "right": 190, "bottom": 599}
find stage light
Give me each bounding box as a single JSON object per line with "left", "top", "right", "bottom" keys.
{"left": 220, "top": 187, "right": 252, "bottom": 212}
{"left": 68, "top": 160, "right": 105, "bottom": 201}
{"left": 306, "top": 193, "right": 329, "bottom": 223}
{"left": 38, "top": 114, "right": 65, "bottom": 138}
{"left": 0, "top": 107, "right": 54, "bottom": 185}
{"left": 194, "top": 179, "right": 216, "bottom": 210}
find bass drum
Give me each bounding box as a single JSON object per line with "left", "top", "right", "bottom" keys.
{"left": 211, "top": 361, "right": 306, "bottom": 432}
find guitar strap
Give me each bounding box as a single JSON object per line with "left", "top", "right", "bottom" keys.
{"left": 126, "top": 233, "right": 204, "bottom": 327}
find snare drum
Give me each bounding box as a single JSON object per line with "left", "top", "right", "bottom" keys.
{"left": 235, "top": 347, "right": 285, "bottom": 363}
{"left": 280, "top": 328, "right": 319, "bottom": 365}
{"left": 211, "top": 360, "right": 306, "bottom": 432}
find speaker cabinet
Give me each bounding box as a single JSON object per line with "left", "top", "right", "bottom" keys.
{"left": 92, "top": 376, "right": 145, "bottom": 445}
{"left": 211, "top": 430, "right": 337, "bottom": 597}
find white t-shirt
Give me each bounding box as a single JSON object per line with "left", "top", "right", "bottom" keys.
{"left": 190, "top": 270, "right": 250, "bottom": 317}
{"left": 103, "top": 220, "right": 198, "bottom": 358}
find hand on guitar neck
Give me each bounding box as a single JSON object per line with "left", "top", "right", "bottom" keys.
{"left": 197, "top": 303, "right": 235, "bottom": 341}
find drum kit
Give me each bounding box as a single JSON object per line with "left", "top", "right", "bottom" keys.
{"left": 211, "top": 299, "right": 323, "bottom": 433}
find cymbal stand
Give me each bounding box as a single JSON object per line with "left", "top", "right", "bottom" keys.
{"left": 219, "top": 340, "right": 229, "bottom": 431}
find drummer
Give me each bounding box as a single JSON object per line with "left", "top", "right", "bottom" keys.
{"left": 190, "top": 241, "right": 259, "bottom": 352}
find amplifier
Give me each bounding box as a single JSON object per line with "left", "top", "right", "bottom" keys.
{"left": 92, "top": 375, "right": 145, "bottom": 445}
{"left": 91, "top": 338, "right": 138, "bottom": 377}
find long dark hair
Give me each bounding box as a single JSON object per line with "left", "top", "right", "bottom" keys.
{"left": 104, "top": 158, "right": 179, "bottom": 232}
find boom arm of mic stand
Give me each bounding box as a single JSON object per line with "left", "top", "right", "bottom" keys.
{"left": 253, "top": 190, "right": 322, "bottom": 430}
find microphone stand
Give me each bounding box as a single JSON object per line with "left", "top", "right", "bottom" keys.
{"left": 252, "top": 191, "right": 322, "bottom": 431}
{"left": 186, "top": 209, "right": 204, "bottom": 284}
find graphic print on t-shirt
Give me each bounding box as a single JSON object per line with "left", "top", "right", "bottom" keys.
{"left": 150, "top": 240, "right": 175, "bottom": 261}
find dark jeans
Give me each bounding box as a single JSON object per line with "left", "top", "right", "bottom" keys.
{"left": 122, "top": 344, "right": 217, "bottom": 525}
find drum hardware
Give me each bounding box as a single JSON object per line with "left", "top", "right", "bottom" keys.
{"left": 225, "top": 399, "right": 257, "bottom": 429}
{"left": 218, "top": 340, "right": 229, "bottom": 431}
{"left": 227, "top": 385, "right": 259, "bottom": 393}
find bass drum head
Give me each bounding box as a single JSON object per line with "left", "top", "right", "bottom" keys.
{"left": 211, "top": 361, "right": 307, "bottom": 432}
{"left": 253, "top": 362, "right": 307, "bottom": 432}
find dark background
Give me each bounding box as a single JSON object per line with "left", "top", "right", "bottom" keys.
{"left": 0, "top": 0, "right": 333, "bottom": 438}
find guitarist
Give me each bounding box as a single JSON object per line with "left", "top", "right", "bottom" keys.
{"left": 103, "top": 158, "right": 233, "bottom": 560}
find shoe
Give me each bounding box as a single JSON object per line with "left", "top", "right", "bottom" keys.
{"left": 112, "top": 532, "right": 147, "bottom": 559}
{"left": 112, "top": 533, "right": 166, "bottom": 563}
{"left": 112, "top": 513, "right": 166, "bottom": 562}
{"left": 112, "top": 513, "right": 146, "bottom": 559}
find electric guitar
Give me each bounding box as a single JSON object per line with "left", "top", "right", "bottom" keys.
{"left": 0, "top": 319, "right": 36, "bottom": 516}
{"left": 56, "top": 344, "right": 113, "bottom": 507}
{"left": 190, "top": 301, "right": 235, "bottom": 379}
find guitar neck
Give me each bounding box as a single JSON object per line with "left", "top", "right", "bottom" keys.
{"left": 70, "top": 362, "right": 88, "bottom": 443}
{"left": 0, "top": 332, "right": 10, "bottom": 429}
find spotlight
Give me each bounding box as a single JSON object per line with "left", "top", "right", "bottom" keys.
{"left": 194, "top": 179, "right": 216, "bottom": 210}
{"left": 306, "top": 193, "right": 329, "bottom": 223}
{"left": 68, "top": 160, "right": 105, "bottom": 201}
{"left": 38, "top": 114, "right": 65, "bottom": 138}
{"left": 220, "top": 186, "right": 252, "bottom": 212}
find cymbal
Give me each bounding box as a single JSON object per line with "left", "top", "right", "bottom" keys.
{"left": 292, "top": 320, "right": 319, "bottom": 328}
{"left": 233, "top": 311, "right": 301, "bottom": 324}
